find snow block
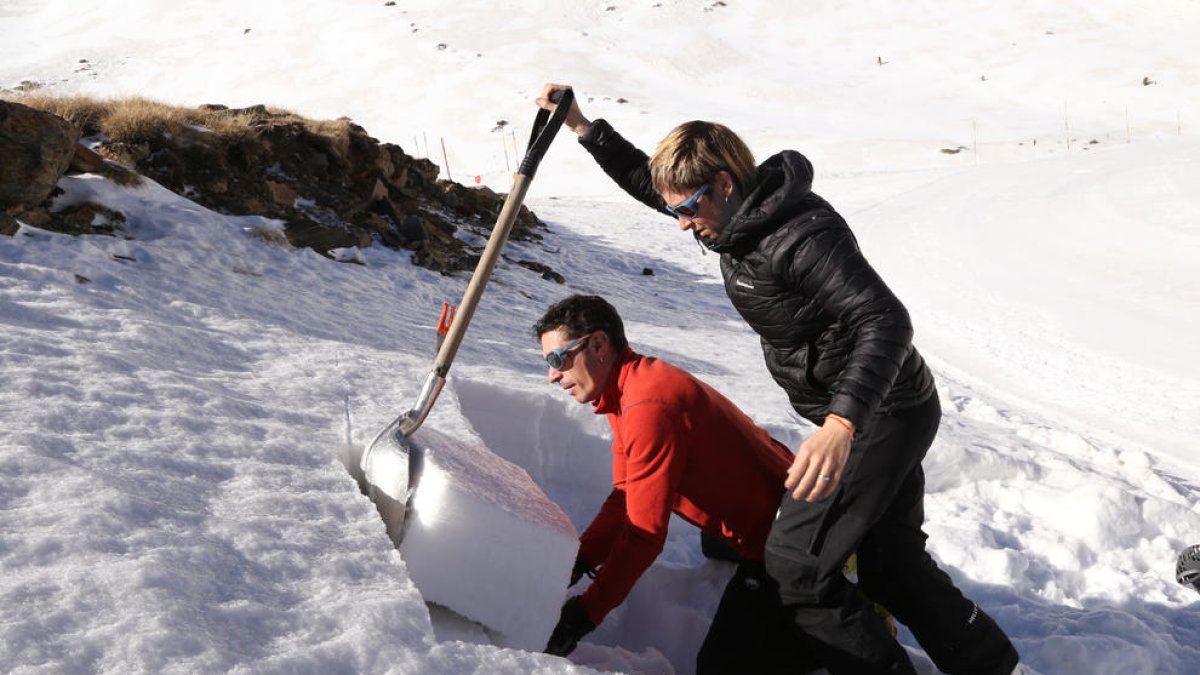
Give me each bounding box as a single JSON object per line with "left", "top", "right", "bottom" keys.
{"left": 363, "top": 424, "right": 578, "bottom": 651}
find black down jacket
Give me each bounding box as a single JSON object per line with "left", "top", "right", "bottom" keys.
{"left": 579, "top": 119, "right": 934, "bottom": 431}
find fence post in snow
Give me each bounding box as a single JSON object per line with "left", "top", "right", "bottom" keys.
{"left": 1064, "top": 101, "right": 1072, "bottom": 154}
{"left": 440, "top": 137, "right": 452, "bottom": 182}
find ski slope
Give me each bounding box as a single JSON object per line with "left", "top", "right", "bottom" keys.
{"left": 2, "top": 1, "right": 1199, "bottom": 674}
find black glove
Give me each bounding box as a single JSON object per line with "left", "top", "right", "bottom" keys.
{"left": 570, "top": 555, "right": 598, "bottom": 586}
{"left": 544, "top": 596, "right": 596, "bottom": 657}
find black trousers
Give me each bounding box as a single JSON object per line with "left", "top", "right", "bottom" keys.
{"left": 697, "top": 560, "right": 820, "bottom": 675}
{"left": 760, "top": 392, "right": 1019, "bottom": 675}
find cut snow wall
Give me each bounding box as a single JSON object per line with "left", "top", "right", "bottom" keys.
{"left": 363, "top": 423, "right": 578, "bottom": 652}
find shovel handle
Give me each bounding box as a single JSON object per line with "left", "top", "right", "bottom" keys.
{"left": 429, "top": 89, "right": 572, "bottom": 378}
{"left": 381, "top": 90, "right": 572, "bottom": 449}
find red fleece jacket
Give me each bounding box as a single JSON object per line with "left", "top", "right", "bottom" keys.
{"left": 577, "top": 349, "right": 793, "bottom": 625}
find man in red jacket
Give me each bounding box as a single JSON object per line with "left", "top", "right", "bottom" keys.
{"left": 535, "top": 294, "right": 812, "bottom": 674}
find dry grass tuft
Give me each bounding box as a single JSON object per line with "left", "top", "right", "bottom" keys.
{"left": 9, "top": 94, "right": 114, "bottom": 135}
{"left": 6, "top": 94, "right": 341, "bottom": 145}
{"left": 104, "top": 164, "right": 144, "bottom": 187}
{"left": 102, "top": 97, "right": 201, "bottom": 142}
{"left": 245, "top": 224, "right": 291, "bottom": 247}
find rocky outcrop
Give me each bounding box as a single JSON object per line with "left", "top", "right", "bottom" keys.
{"left": 93, "top": 103, "right": 543, "bottom": 273}
{"left": 1, "top": 97, "right": 560, "bottom": 280}
{"left": 0, "top": 100, "right": 80, "bottom": 232}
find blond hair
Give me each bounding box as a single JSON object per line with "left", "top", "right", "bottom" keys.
{"left": 649, "top": 121, "right": 757, "bottom": 196}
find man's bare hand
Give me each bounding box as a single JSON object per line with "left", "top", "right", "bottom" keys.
{"left": 784, "top": 422, "right": 852, "bottom": 502}
{"left": 536, "top": 83, "right": 592, "bottom": 136}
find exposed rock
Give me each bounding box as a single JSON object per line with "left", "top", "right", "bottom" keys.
{"left": 0, "top": 100, "right": 80, "bottom": 216}
{"left": 266, "top": 180, "right": 298, "bottom": 206}
{"left": 45, "top": 202, "right": 128, "bottom": 237}
{"left": 99, "top": 140, "right": 150, "bottom": 165}
{"left": 70, "top": 143, "right": 107, "bottom": 173}
{"left": 70, "top": 142, "right": 142, "bottom": 186}
{"left": 1, "top": 213, "right": 18, "bottom": 236}
{"left": 5, "top": 97, "right": 562, "bottom": 279}
{"left": 285, "top": 217, "right": 371, "bottom": 252}
{"left": 516, "top": 260, "right": 565, "bottom": 284}
{"left": 398, "top": 214, "right": 426, "bottom": 242}
{"left": 86, "top": 105, "right": 545, "bottom": 271}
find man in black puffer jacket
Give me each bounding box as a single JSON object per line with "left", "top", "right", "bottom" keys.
{"left": 535, "top": 84, "right": 1021, "bottom": 675}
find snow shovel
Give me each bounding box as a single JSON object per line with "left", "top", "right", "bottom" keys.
{"left": 360, "top": 89, "right": 574, "bottom": 543}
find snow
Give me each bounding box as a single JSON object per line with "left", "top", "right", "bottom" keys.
{"left": 2, "top": 1, "right": 1199, "bottom": 674}
{"left": 357, "top": 421, "right": 578, "bottom": 652}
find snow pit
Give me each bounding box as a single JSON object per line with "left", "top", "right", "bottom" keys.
{"left": 453, "top": 378, "right": 731, "bottom": 673}
{"left": 452, "top": 377, "right": 614, "bottom": 528}
{"left": 360, "top": 423, "right": 578, "bottom": 652}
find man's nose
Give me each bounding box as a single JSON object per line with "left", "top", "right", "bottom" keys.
{"left": 547, "top": 368, "right": 562, "bottom": 383}
{"left": 677, "top": 216, "right": 694, "bottom": 231}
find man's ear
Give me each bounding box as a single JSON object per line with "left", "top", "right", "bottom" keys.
{"left": 715, "top": 170, "right": 736, "bottom": 197}
{"left": 591, "top": 330, "right": 610, "bottom": 355}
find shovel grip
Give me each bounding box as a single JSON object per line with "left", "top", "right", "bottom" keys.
{"left": 519, "top": 88, "right": 573, "bottom": 178}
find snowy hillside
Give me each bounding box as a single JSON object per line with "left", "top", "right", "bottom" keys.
{"left": 2, "top": 1, "right": 1199, "bottom": 674}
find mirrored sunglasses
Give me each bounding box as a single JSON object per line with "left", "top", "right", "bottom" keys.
{"left": 665, "top": 184, "right": 710, "bottom": 219}
{"left": 545, "top": 334, "right": 592, "bottom": 370}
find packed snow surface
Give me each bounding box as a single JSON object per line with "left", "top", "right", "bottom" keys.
{"left": 2, "top": 1, "right": 1198, "bottom": 674}
{"left": 357, "top": 421, "right": 579, "bottom": 652}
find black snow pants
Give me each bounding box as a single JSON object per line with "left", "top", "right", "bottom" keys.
{"left": 763, "top": 392, "right": 1020, "bottom": 675}
{"left": 696, "top": 559, "right": 820, "bottom": 675}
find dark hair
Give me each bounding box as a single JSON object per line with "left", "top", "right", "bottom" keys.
{"left": 533, "top": 294, "right": 629, "bottom": 352}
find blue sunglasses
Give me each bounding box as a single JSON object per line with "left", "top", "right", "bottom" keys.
{"left": 545, "top": 333, "right": 593, "bottom": 370}
{"left": 665, "top": 185, "right": 710, "bottom": 219}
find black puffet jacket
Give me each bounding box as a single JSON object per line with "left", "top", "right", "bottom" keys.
{"left": 579, "top": 119, "right": 934, "bottom": 432}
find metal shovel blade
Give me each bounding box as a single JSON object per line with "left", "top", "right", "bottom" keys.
{"left": 361, "top": 416, "right": 426, "bottom": 546}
